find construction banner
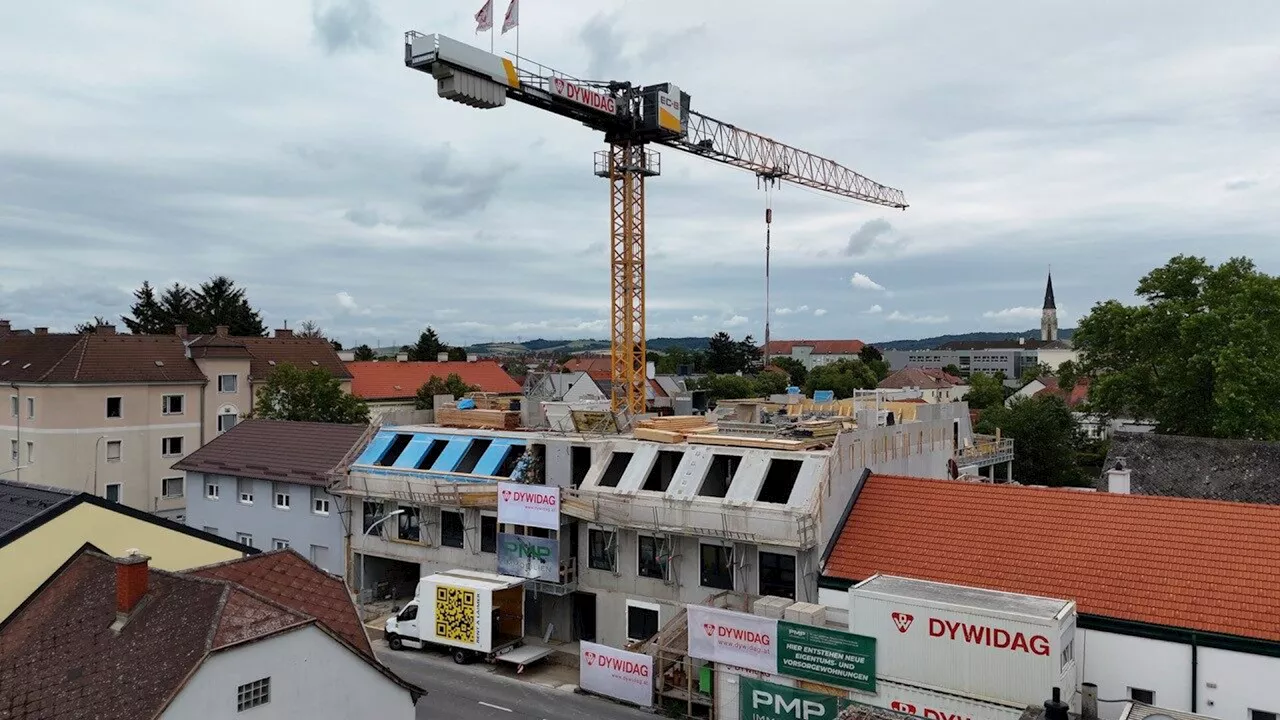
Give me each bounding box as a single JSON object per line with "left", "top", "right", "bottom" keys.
{"left": 496, "top": 533, "right": 559, "bottom": 582}
{"left": 687, "top": 604, "right": 778, "bottom": 675}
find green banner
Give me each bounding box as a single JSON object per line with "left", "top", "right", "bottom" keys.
{"left": 739, "top": 677, "right": 846, "bottom": 720}
{"left": 776, "top": 621, "right": 876, "bottom": 693}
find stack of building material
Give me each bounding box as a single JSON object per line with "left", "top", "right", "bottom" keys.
{"left": 436, "top": 406, "right": 521, "bottom": 430}
{"left": 783, "top": 418, "right": 845, "bottom": 441}
{"left": 684, "top": 434, "right": 812, "bottom": 451}
{"left": 464, "top": 392, "right": 521, "bottom": 411}
{"left": 632, "top": 416, "right": 717, "bottom": 443}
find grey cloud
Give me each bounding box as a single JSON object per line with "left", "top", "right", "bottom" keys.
{"left": 843, "top": 218, "right": 906, "bottom": 257}
{"left": 579, "top": 13, "right": 707, "bottom": 80}
{"left": 1224, "top": 177, "right": 1261, "bottom": 191}
{"left": 343, "top": 207, "right": 383, "bottom": 228}
{"left": 311, "top": 0, "right": 386, "bottom": 55}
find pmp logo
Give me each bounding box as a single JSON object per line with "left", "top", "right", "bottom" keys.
{"left": 501, "top": 489, "right": 512, "bottom": 501}
{"left": 892, "top": 701, "right": 917, "bottom": 714}
{"left": 583, "top": 651, "right": 597, "bottom": 666}
{"left": 702, "top": 623, "right": 716, "bottom": 636}
{"left": 892, "top": 612, "right": 914, "bottom": 633}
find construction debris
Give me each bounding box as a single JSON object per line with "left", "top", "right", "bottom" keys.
{"left": 632, "top": 416, "right": 717, "bottom": 443}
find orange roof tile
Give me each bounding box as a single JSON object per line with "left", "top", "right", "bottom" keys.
{"left": 823, "top": 474, "right": 1280, "bottom": 642}
{"left": 563, "top": 356, "right": 612, "bottom": 373}
{"left": 346, "top": 360, "right": 521, "bottom": 399}
{"left": 765, "top": 339, "right": 865, "bottom": 356}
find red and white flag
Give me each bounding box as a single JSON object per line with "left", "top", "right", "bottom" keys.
{"left": 501, "top": 0, "right": 519, "bottom": 34}
{"left": 474, "top": 0, "right": 493, "bottom": 33}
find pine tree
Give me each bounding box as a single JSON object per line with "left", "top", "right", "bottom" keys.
{"left": 410, "top": 326, "right": 447, "bottom": 361}
{"left": 121, "top": 281, "right": 166, "bottom": 334}
{"left": 158, "top": 283, "right": 196, "bottom": 332}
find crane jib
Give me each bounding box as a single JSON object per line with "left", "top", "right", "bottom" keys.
{"left": 548, "top": 77, "right": 617, "bottom": 115}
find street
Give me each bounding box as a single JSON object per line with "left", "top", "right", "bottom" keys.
{"left": 374, "top": 642, "right": 658, "bottom": 720}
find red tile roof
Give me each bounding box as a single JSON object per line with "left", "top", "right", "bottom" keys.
{"left": 190, "top": 549, "right": 373, "bottom": 657}
{"left": 563, "top": 356, "right": 612, "bottom": 374}
{"left": 765, "top": 339, "right": 865, "bottom": 356}
{"left": 878, "top": 367, "right": 957, "bottom": 390}
{"left": 346, "top": 360, "right": 521, "bottom": 398}
{"left": 823, "top": 475, "right": 1280, "bottom": 642}
{"left": 171, "top": 419, "right": 369, "bottom": 487}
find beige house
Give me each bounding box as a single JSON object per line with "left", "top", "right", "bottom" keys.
{"left": 0, "top": 320, "right": 351, "bottom": 521}
{"left": 877, "top": 367, "right": 969, "bottom": 403}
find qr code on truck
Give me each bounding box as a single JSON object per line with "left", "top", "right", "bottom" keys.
{"left": 434, "top": 584, "right": 477, "bottom": 644}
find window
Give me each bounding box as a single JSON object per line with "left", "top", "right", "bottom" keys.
{"left": 105, "top": 440, "right": 122, "bottom": 462}
{"left": 397, "top": 506, "right": 421, "bottom": 542}
{"left": 105, "top": 483, "right": 122, "bottom": 503}
{"left": 8, "top": 440, "right": 15, "bottom": 463}
{"left": 362, "top": 500, "right": 384, "bottom": 533}
{"left": 588, "top": 529, "right": 617, "bottom": 572}
{"left": 236, "top": 533, "right": 254, "bottom": 548}
{"left": 758, "top": 551, "right": 796, "bottom": 599}
{"left": 206, "top": 481, "right": 220, "bottom": 500}
{"left": 162, "top": 394, "right": 184, "bottom": 415}
{"left": 1128, "top": 688, "right": 1155, "bottom": 704}
{"left": 274, "top": 483, "right": 290, "bottom": 509}
{"left": 311, "top": 487, "right": 330, "bottom": 515}
{"left": 598, "top": 452, "right": 632, "bottom": 488}
{"left": 440, "top": 510, "right": 464, "bottom": 548}
{"left": 217, "top": 412, "right": 238, "bottom": 433}
{"left": 236, "top": 677, "right": 270, "bottom": 712}
{"left": 700, "top": 543, "right": 734, "bottom": 590}
{"left": 162, "top": 477, "right": 183, "bottom": 498}
{"left": 238, "top": 478, "right": 254, "bottom": 505}
{"left": 637, "top": 535, "right": 666, "bottom": 579}
{"left": 398, "top": 604, "right": 418, "bottom": 621}
{"left": 106, "top": 396, "right": 122, "bottom": 418}
{"left": 480, "top": 515, "right": 497, "bottom": 553}
{"left": 161, "top": 436, "right": 183, "bottom": 456}
{"left": 26, "top": 442, "right": 34, "bottom": 465}
{"left": 310, "top": 544, "right": 328, "bottom": 570}
{"left": 203, "top": 526, "right": 218, "bottom": 535}
{"left": 26, "top": 397, "right": 34, "bottom": 420}
{"left": 626, "top": 601, "right": 659, "bottom": 643}
{"left": 273, "top": 538, "right": 289, "bottom": 550}
{"left": 218, "top": 374, "right": 238, "bottom": 393}
{"left": 7, "top": 396, "right": 14, "bottom": 417}
{"left": 1250, "top": 711, "right": 1278, "bottom": 720}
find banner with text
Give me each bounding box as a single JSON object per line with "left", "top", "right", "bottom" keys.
{"left": 496, "top": 481, "right": 560, "bottom": 529}
{"left": 580, "top": 641, "right": 653, "bottom": 707}
{"left": 777, "top": 620, "right": 877, "bottom": 693}
{"left": 738, "top": 677, "right": 846, "bottom": 720}
{"left": 496, "top": 533, "right": 559, "bottom": 582}
{"left": 686, "top": 604, "right": 778, "bottom": 675}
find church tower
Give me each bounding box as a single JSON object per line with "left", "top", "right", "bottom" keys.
{"left": 1041, "top": 272, "right": 1059, "bottom": 342}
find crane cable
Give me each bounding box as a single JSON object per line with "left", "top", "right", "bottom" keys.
{"left": 759, "top": 173, "right": 779, "bottom": 366}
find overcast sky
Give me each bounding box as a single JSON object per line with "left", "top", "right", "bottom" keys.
{"left": 2, "top": 1, "right": 1277, "bottom": 346}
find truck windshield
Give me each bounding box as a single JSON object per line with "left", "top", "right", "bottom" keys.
{"left": 399, "top": 605, "right": 417, "bottom": 621}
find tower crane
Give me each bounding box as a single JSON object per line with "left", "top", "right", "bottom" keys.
{"left": 404, "top": 32, "right": 908, "bottom": 414}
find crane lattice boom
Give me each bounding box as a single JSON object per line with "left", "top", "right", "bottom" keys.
{"left": 404, "top": 32, "right": 908, "bottom": 414}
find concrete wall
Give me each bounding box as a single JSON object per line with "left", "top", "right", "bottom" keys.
{"left": 185, "top": 472, "right": 344, "bottom": 572}
{"left": 162, "top": 624, "right": 415, "bottom": 720}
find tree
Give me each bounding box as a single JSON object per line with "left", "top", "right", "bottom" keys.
{"left": 1019, "top": 362, "right": 1053, "bottom": 386}
{"left": 706, "top": 332, "right": 759, "bottom": 374}
{"left": 297, "top": 320, "right": 324, "bottom": 338}
{"left": 1074, "top": 255, "right": 1280, "bottom": 439}
{"left": 858, "top": 345, "right": 884, "bottom": 364}
{"left": 353, "top": 344, "right": 376, "bottom": 361}
{"left": 942, "top": 363, "right": 962, "bottom": 378}
{"left": 121, "top": 281, "right": 165, "bottom": 334}
{"left": 1056, "top": 359, "right": 1080, "bottom": 393}
{"left": 414, "top": 374, "right": 480, "bottom": 410}
{"left": 410, "top": 326, "right": 448, "bottom": 361}
{"left": 689, "top": 372, "right": 760, "bottom": 403}
{"left": 803, "top": 359, "right": 878, "bottom": 399}
{"left": 769, "top": 357, "right": 807, "bottom": 387}
{"left": 964, "top": 372, "right": 1006, "bottom": 410}
{"left": 330, "top": 339, "right": 343, "bottom": 352}
{"left": 656, "top": 346, "right": 706, "bottom": 375}
{"left": 74, "top": 316, "right": 108, "bottom": 334}
{"left": 974, "top": 395, "right": 1083, "bottom": 486}
{"left": 866, "top": 359, "right": 891, "bottom": 381}
{"left": 752, "top": 366, "right": 790, "bottom": 396}
{"left": 158, "top": 282, "right": 195, "bottom": 331}
{"left": 447, "top": 346, "right": 467, "bottom": 362}
{"left": 251, "top": 363, "right": 369, "bottom": 424}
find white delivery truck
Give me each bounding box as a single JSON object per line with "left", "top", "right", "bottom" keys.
{"left": 385, "top": 569, "right": 553, "bottom": 669}
{"left": 848, "top": 574, "right": 1079, "bottom": 709}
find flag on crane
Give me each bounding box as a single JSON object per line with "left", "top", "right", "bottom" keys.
{"left": 474, "top": 0, "right": 493, "bottom": 33}
{"left": 501, "top": 0, "right": 519, "bottom": 34}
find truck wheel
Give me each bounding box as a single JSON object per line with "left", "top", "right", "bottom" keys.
{"left": 452, "top": 649, "right": 470, "bottom": 664}
{"left": 389, "top": 635, "right": 404, "bottom": 651}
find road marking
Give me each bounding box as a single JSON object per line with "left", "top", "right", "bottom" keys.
{"left": 478, "top": 701, "right": 512, "bottom": 712}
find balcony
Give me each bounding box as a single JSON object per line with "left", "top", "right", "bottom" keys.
{"left": 958, "top": 434, "right": 1015, "bottom": 467}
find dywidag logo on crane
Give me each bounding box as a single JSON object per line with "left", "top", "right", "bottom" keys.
{"left": 550, "top": 76, "right": 617, "bottom": 114}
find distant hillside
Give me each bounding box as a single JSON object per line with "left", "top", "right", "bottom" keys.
{"left": 872, "top": 329, "right": 1075, "bottom": 351}
{"left": 464, "top": 336, "right": 712, "bottom": 356}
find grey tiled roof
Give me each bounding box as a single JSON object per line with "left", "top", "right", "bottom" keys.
{"left": 1101, "top": 431, "right": 1280, "bottom": 505}
{"left": 0, "top": 480, "right": 73, "bottom": 537}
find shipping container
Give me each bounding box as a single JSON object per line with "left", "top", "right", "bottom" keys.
{"left": 857, "top": 677, "right": 1026, "bottom": 720}
{"left": 848, "top": 575, "right": 1078, "bottom": 707}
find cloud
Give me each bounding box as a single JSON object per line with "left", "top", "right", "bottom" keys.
{"left": 335, "top": 291, "right": 371, "bottom": 315}
{"left": 775, "top": 305, "right": 809, "bottom": 316}
{"left": 723, "top": 315, "right": 748, "bottom": 328}
{"left": 843, "top": 219, "right": 906, "bottom": 256}
{"left": 863, "top": 304, "right": 883, "bottom": 314}
{"left": 310, "top": 0, "right": 385, "bottom": 54}
{"left": 1224, "top": 176, "right": 1263, "bottom": 191}
{"left": 887, "top": 310, "right": 950, "bottom": 324}
{"left": 982, "top": 306, "right": 1042, "bottom": 322}
{"left": 813, "top": 309, "right": 828, "bottom": 317}
{"left": 691, "top": 315, "right": 708, "bottom": 323}
{"left": 850, "top": 273, "right": 887, "bottom": 292}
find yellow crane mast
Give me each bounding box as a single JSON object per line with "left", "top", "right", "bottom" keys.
{"left": 404, "top": 32, "right": 908, "bottom": 414}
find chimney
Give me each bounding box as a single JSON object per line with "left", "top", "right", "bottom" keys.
{"left": 1081, "top": 683, "right": 1098, "bottom": 720}
{"left": 174, "top": 324, "right": 188, "bottom": 338}
{"left": 34, "top": 327, "right": 48, "bottom": 336}
{"left": 396, "top": 352, "right": 409, "bottom": 362}
{"left": 437, "top": 352, "right": 449, "bottom": 362}
{"left": 115, "top": 551, "right": 151, "bottom": 615}
{"left": 1105, "top": 464, "right": 1131, "bottom": 494}
{"left": 96, "top": 324, "right": 116, "bottom": 335}
{"left": 274, "top": 328, "right": 293, "bottom": 338}
{"left": 466, "top": 354, "right": 478, "bottom": 363}
{"left": 1043, "top": 688, "right": 1070, "bottom": 720}
{"left": 0, "top": 319, "right": 9, "bottom": 337}
{"left": 215, "top": 325, "right": 229, "bottom": 338}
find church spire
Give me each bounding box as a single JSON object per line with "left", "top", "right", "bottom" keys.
{"left": 1040, "top": 271, "right": 1059, "bottom": 342}
{"left": 1043, "top": 272, "right": 1056, "bottom": 311}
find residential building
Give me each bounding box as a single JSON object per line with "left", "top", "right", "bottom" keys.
{"left": 763, "top": 339, "right": 866, "bottom": 370}
{"left": 0, "top": 478, "right": 253, "bottom": 622}
{"left": 347, "top": 359, "right": 521, "bottom": 420}
{"left": 1100, "top": 432, "right": 1280, "bottom": 504}
{"left": 877, "top": 367, "right": 969, "bottom": 403}
{"left": 176, "top": 419, "right": 371, "bottom": 572}
{"left": 884, "top": 346, "right": 1037, "bottom": 380}
{"left": 1007, "top": 377, "right": 1147, "bottom": 439}
{"left": 0, "top": 321, "right": 350, "bottom": 519}
{"left": 818, "top": 473, "right": 1280, "bottom": 719}
{"left": 0, "top": 547, "right": 422, "bottom": 719}
{"left": 343, "top": 401, "right": 1002, "bottom": 649}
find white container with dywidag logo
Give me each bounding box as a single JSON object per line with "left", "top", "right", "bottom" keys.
{"left": 848, "top": 575, "right": 1078, "bottom": 708}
